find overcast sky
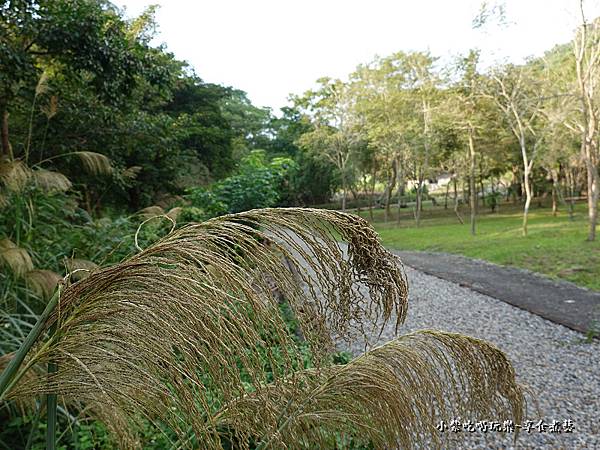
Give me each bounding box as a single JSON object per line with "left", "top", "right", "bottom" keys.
{"left": 117, "top": 0, "right": 599, "bottom": 113}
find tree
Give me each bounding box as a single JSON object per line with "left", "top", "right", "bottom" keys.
{"left": 0, "top": 0, "right": 147, "bottom": 158}
{"left": 351, "top": 56, "right": 408, "bottom": 223}
{"left": 219, "top": 89, "right": 273, "bottom": 156}
{"left": 0, "top": 1, "right": 254, "bottom": 212}
{"left": 445, "top": 50, "right": 503, "bottom": 234}
{"left": 296, "top": 78, "right": 359, "bottom": 211}
{"left": 164, "top": 77, "right": 236, "bottom": 181}
{"left": 0, "top": 208, "right": 525, "bottom": 449}
{"left": 573, "top": 2, "right": 600, "bottom": 241}
{"left": 267, "top": 106, "right": 338, "bottom": 206}
{"left": 485, "top": 64, "right": 545, "bottom": 236}
{"left": 354, "top": 137, "right": 381, "bottom": 220}
{"left": 535, "top": 44, "right": 579, "bottom": 219}
{"left": 450, "top": 51, "right": 481, "bottom": 234}
{"left": 351, "top": 51, "right": 443, "bottom": 226}
{"left": 401, "top": 51, "right": 444, "bottom": 227}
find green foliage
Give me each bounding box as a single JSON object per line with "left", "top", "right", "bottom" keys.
{"left": 286, "top": 149, "right": 338, "bottom": 205}
{"left": 0, "top": 186, "right": 84, "bottom": 275}
{"left": 0, "top": 182, "right": 178, "bottom": 315}
{"left": 219, "top": 89, "right": 273, "bottom": 155}
{"left": 267, "top": 106, "right": 339, "bottom": 205}
{"left": 1, "top": 1, "right": 241, "bottom": 212}
{"left": 1, "top": 0, "right": 144, "bottom": 104}
{"left": 163, "top": 77, "right": 236, "bottom": 180}
{"left": 0, "top": 182, "right": 183, "bottom": 449}
{"left": 185, "top": 150, "right": 296, "bottom": 218}
{"left": 485, "top": 191, "right": 503, "bottom": 210}
{"left": 0, "top": 403, "right": 178, "bottom": 450}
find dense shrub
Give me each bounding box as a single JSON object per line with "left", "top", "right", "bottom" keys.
{"left": 183, "top": 150, "right": 296, "bottom": 220}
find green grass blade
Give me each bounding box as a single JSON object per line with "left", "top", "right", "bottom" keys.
{"left": 0, "top": 288, "right": 60, "bottom": 401}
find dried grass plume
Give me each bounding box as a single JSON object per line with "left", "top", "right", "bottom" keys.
{"left": 0, "top": 208, "right": 525, "bottom": 449}
{"left": 0, "top": 240, "right": 34, "bottom": 278}
{"left": 33, "top": 169, "right": 72, "bottom": 192}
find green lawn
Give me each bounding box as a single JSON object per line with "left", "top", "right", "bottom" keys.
{"left": 356, "top": 202, "right": 600, "bottom": 292}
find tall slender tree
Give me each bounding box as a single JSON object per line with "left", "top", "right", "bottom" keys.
{"left": 573, "top": 2, "right": 600, "bottom": 241}
{"left": 485, "top": 64, "right": 545, "bottom": 236}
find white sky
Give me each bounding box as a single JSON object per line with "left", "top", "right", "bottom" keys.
{"left": 116, "top": 0, "right": 599, "bottom": 114}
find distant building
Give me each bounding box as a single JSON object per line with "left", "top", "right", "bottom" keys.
{"left": 406, "top": 172, "right": 452, "bottom": 192}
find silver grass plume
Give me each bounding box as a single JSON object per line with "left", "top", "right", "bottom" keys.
{"left": 219, "top": 331, "right": 525, "bottom": 449}
{"left": 35, "top": 72, "right": 50, "bottom": 97}
{"left": 138, "top": 205, "right": 184, "bottom": 223}
{"left": 137, "top": 205, "right": 166, "bottom": 219}
{"left": 74, "top": 151, "right": 113, "bottom": 176}
{"left": 0, "top": 208, "right": 524, "bottom": 449}
{"left": 64, "top": 258, "right": 99, "bottom": 282}
{"left": 32, "top": 169, "right": 72, "bottom": 193}
{"left": 0, "top": 159, "right": 32, "bottom": 192}
{"left": 25, "top": 270, "right": 63, "bottom": 300}
{"left": 0, "top": 239, "right": 34, "bottom": 277}
{"left": 40, "top": 95, "right": 59, "bottom": 120}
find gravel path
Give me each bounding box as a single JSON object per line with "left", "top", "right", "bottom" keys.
{"left": 341, "top": 266, "right": 600, "bottom": 450}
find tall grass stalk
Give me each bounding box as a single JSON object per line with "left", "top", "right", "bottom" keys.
{"left": 0, "top": 287, "right": 61, "bottom": 401}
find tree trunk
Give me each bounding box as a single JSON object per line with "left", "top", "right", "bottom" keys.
{"left": 490, "top": 177, "right": 496, "bottom": 212}
{"left": 523, "top": 177, "right": 532, "bottom": 237}
{"left": 341, "top": 171, "right": 347, "bottom": 212}
{"left": 414, "top": 174, "right": 423, "bottom": 227}
{"left": 581, "top": 127, "right": 599, "bottom": 240}
{"left": 479, "top": 160, "right": 486, "bottom": 207}
{"left": 468, "top": 131, "right": 477, "bottom": 236}
{"left": 396, "top": 159, "right": 403, "bottom": 226}
{"left": 399, "top": 178, "right": 406, "bottom": 207}
{"left": 0, "top": 100, "right": 12, "bottom": 159}
{"left": 350, "top": 186, "right": 360, "bottom": 214}
{"left": 551, "top": 167, "right": 574, "bottom": 219}
{"left": 551, "top": 180, "right": 558, "bottom": 217}
{"left": 574, "top": 12, "right": 599, "bottom": 241}
{"left": 444, "top": 180, "right": 449, "bottom": 209}
{"left": 567, "top": 168, "right": 575, "bottom": 220}
{"left": 453, "top": 177, "right": 464, "bottom": 224}
{"left": 383, "top": 160, "right": 397, "bottom": 222}
{"left": 521, "top": 138, "right": 532, "bottom": 237}
{"left": 495, "top": 178, "right": 501, "bottom": 213}
{"left": 585, "top": 159, "right": 599, "bottom": 241}
{"left": 480, "top": 178, "right": 485, "bottom": 205}
{"left": 369, "top": 169, "right": 376, "bottom": 221}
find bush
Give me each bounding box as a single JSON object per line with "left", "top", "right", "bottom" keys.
{"left": 486, "top": 192, "right": 503, "bottom": 211}
{"left": 184, "top": 150, "right": 295, "bottom": 219}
